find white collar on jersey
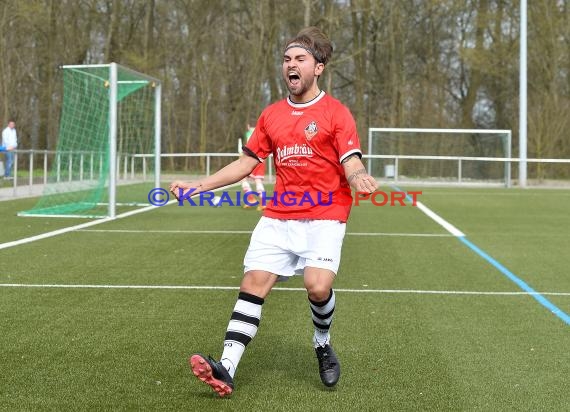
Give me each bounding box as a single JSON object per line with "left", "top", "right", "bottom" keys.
{"left": 287, "top": 90, "right": 325, "bottom": 108}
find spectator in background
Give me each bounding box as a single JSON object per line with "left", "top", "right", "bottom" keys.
{"left": 2, "top": 120, "right": 18, "bottom": 179}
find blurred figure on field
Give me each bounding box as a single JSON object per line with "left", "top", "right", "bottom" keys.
{"left": 2, "top": 120, "right": 18, "bottom": 179}
{"left": 240, "top": 122, "right": 266, "bottom": 210}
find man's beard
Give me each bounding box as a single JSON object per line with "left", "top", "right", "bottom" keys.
{"left": 286, "top": 79, "right": 311, "bottom": 97}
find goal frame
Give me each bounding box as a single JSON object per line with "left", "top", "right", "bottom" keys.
{"left": 367, "top": 128, "right": 512, "bottom": 187}
{"left": 23, "top": 63, "right": 162, "bottom": 219}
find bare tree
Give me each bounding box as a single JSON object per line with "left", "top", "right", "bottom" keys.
{"left": 0, "top": 0, "right": 567, "bottom": 180}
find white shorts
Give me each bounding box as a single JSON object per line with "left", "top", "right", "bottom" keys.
{"left": 243, "top": 216, "right": 346, "bottom": 280}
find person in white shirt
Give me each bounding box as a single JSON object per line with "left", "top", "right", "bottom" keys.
{"left": 2, "top": 120, "right": 18, "bottom": 178}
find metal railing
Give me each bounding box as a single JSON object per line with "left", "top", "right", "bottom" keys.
{"left": 366, "top": 154, "right": 570, "bottom": 187}
{"left": 1, "top": 150, "right": 275, "bottom": 198}
{"left": 2, "top": 149, "right": 569, "bottom": 199}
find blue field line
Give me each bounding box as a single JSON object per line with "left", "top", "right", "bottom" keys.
{"left": 457, "top": 236, "right": 570, "bottom": 325}
{"left": 392, "top": 185, "right": 570, "bottom": 326}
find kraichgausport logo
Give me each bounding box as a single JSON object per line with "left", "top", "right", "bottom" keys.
{"left": 148, "top": 188, "right": 422, "bottom": 208}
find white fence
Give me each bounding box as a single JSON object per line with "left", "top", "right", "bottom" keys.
{"left": 2, "top": 149, "right": 569, "bottom": 199}
{"left": 367, "top": 154, "right": 570, "bottom": 188}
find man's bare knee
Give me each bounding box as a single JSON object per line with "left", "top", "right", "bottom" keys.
{"left": 307, "top": 285, "right": 331, "bottom": 302}
{"left": 240, "top": 270, "right": 278, "bottom": 299}
{"left": 304, "top": 267, "right": 335, "bottom": 302}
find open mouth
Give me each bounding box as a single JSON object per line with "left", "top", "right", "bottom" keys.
{"left": 288, "top": 71, "right": 300, "bottom": 86}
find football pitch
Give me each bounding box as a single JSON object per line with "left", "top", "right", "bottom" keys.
{"left": 0, "top": 185, "right": 568, "bottom": 411}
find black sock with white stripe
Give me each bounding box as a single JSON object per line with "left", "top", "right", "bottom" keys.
{"left": 220, "top": 292, "right": 264, "bottom": 378}
{"left": 309, "top": 289, "right": 336, "bottom": 348}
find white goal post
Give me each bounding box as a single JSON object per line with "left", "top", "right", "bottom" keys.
{"left": 104, "top": 63, "right": 162, "bottom": 218}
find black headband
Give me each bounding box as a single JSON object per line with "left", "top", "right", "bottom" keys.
{"left": 284, "top": 43, "right": 323, "bottom": 64}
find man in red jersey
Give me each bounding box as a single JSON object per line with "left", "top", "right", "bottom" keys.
{"left": 170, "top": 26, "right": 377, "bottom": 397}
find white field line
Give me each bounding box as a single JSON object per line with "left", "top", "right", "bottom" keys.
{"left": 78, "top": 229, "right": 453, "bottom": 237}
{"left": 81, "top": 229, "right": 253, "bottom": 234}
{"left": 401, "top": 189, "right": 570, "bottom": 326}
{"left": 415, "top": 201, "right": 465, "bottom": 237}
{"left": 346, "top": 232, "right": 451, "bottom": 237}
{"left": 0, "top": 283, "right": 568, "bottom": 296}
{"left": 0, "top": 204, "right": 163, "bottom": 251}
{"left": 0, "top": 183, "right": 241, "bottom": 251}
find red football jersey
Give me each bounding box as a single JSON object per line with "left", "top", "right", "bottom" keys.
{"left": 245, "top": 92, "right": 362, "bottom": 222}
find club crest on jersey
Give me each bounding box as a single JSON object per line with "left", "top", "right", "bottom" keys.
{"left": 304, "top": 121, "right": 318, "bottom": 141}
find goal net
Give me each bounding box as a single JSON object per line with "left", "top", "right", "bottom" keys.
{"left": 367, "top": 128, "right": 512, "bottom": 187}
{"left": 20, "top": 63, "right": 161, "bottom": 218}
